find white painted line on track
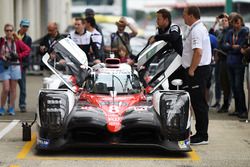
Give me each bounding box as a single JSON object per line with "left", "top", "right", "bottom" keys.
{"left": 0, "top": 120, "right": 20, "bottom": 140}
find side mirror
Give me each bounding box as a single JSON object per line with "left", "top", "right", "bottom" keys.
{"left": 171, "top": 79, "right": 183, "bottom": 90}
{"left": 43, "top": 77, "right": 53, "bottom": 88}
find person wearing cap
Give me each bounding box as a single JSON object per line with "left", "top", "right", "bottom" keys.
{"left": 84, "top": 8, "right": 105, "bottom": 59}
{"left": 85, "top": 16, "right": 104, "bottom": 62}
{"left": 110, "top": 17, "right": 138, "bottom": 58}
{"left": 84, "top": 8, "right": 103, "bottom": 34}
{"left": 17, "top": 18, "right": 32, "bottom": 113}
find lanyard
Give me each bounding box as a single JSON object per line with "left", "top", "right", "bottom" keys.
{"left": 183, "top": 20, "right": 202, "bottom": 41}
{"left": 232, "top": 32, "right": 238, "bottom": 45}
{"left": 4, "top": 39, "right": 15, "bottom": 53}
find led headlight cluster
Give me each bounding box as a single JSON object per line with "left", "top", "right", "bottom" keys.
{"left": 160, "top": 92, "right": 189, "bottom": 132}
{"left": 39, "top": 92, "right": 68, "bottom": 130}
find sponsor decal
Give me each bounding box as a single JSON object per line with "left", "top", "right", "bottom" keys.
{"left": 178, "top": 140, "right": 188, "bottom": 149}
{"left": 185, "top": 139, "right": 190, "bottom": 146}
{"left": 133, "top": 106, "right": 148, "bottom": 111}
{"left": 37, "top": 138, "right": 50, "bottom": 148}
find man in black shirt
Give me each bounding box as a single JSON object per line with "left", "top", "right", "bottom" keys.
{"left": 148, "top": 8, "right": 183, "bottom": 90}
{"left": 149, "top": 9, "right": 183, "bottom": 56}
{"left": 39, "top": 22, "right": 64, "bottom": 76}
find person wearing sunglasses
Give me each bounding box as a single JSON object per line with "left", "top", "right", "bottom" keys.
{"left": 0, "top": 23, "right": 30, "bottom": 116}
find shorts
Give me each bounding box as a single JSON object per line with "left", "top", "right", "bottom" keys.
{"left": 0, "top": 65, "right": 21, "bottom": 81}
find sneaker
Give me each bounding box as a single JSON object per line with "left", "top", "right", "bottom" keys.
{"left": 190, "top": 134, "right": 209, "bottom": 145}
{"left": 20, "top": 107, "right": 27, "bottom": 113}
{"left": 228, "top": 111, "right": 239, "bottom": 116}
{"left": 238, "top": 112, "right": 248, "bottom": 119}
{"left": 0, "top": 107, "right": 5, "bottom": 116}
{"left": 217, "top": 105, "right": 229, "bottom": 113}
{"left": 8, "top": 107, "right": 15, "bottom": 116}
{"left": 211, "top": 102, "right": 220, "bottom": 109}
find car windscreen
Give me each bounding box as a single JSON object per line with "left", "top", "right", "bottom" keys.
{"left": 86, "top": 73, "right": 141, "bottom": 94}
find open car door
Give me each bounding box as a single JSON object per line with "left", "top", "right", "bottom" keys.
{"left": 42, "top": 38, "right": 89, "bottom": 93}
{"left": 137, "top": 40, "right": 182, "bottom": 91}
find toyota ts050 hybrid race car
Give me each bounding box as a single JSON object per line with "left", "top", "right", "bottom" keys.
{"left": 36, "top": 38, "right": 192, "bottom": 152}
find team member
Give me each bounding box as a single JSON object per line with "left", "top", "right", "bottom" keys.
{"left": 182, "top": 6, "right": 212, "bottom": 145}
{"left": 148, "top": 8, "right": 183, "bottom": 90}
{"left": 69, "top": 17, "right": 92, "bottom": 63}
{"left": 39, "top": 22, "right": 64, "bottom": 76}
{"left": 85, "top": 16, "right": 104, "bottom": 62}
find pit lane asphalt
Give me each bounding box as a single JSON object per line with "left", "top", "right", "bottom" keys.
{"left": 0, "top": 75, "right": 250, "bottom": 167}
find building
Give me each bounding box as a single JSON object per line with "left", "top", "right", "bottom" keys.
{"left": 0, "top": 0, "right": 71, "bottom": 40}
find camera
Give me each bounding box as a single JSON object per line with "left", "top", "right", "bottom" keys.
{"left": 6, "top": 52, "right": 19, "bottom": 62}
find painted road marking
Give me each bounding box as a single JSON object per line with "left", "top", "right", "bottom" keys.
{"left": 17, "top": 133, "right": 200, "bottom": 161}
{"left": 0, "top": 120, "right": 19, "bottom": 140}
{"left": 17, "top": 133, "right": 36, "bottom": 159}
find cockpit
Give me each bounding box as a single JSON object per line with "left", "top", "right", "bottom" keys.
{"left": 84, "top": 70, "right": 141, "bottom": 95}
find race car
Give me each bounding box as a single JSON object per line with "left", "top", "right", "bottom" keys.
{"left": 36, "top": 38, "right": 192, "bottom": 152}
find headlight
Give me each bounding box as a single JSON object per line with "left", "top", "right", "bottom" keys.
{"left": 160, "top": 91, "right": 190, "bottom": 132}
{"left": 39, "top": 92, "right": 68, "bottom": 130}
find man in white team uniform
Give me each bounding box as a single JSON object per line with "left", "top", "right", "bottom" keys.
{"left": 182, "top": 6, "right": 212, "bottom": 145}
{"left": 69, "top": 17, "right": 92, "bottom": 63}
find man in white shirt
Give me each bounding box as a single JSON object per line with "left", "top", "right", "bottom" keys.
{"left": 182, "top": 6, "right": 212, "bottom": 145}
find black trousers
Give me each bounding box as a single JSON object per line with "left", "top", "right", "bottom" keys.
{"left": 183, "top": 65, "right": 211, "bottom": 138}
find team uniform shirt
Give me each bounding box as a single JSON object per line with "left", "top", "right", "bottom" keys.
{"left": 182, "top": 20, "right": 212, "bottom": 68}
{"left": 154, "top": 23, "right": 183, "bottom": 56}
{"left": 69, "top": 30, "right": 91, "bottom": 54}
{"left": 88, "top": 29, "right": 104, "bottom": 60}
{"left": 89, "top": 29, "right": 103, "bottom": 50}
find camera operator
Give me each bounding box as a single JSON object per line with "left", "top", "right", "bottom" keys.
{"left": 0, "top": 24, "right": 30, "bottom": 116}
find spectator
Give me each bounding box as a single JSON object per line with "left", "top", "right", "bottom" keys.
{"left": 212, "top": 14, "right": 232, "bottom": 113}
{"left": 111, "top": 17, "right": 138, "bottom": 58}
{"left": 206, "top": 33, "right": 217, "bottom": 104}
{"left": 148, "top": 8, "right": 183, "bottom": 90}
{"left": 69, "top": 17, "right": 92, "bottom": 63}
{"left": 182, "top": 6, "right": 212, "bottom": 145}
{"left": 117, "top": 45, "right": 129, "bottom": 63}
{"left": 223, "top": 14, "right": 248, "bottom": 119}
{"left": 209, "top": 15, "right": 223, "bottom": 109}
{"left": 0, "top": 24, "right": 30, "bottom": 116}
{"left": 16, "top": 18, "right": 32, "bottom": 113}
{"left": 85, "top": 16, "right": 104, "bottom": 62}
{"left": 39, "top": 22, "right": 64, "bottom": 76}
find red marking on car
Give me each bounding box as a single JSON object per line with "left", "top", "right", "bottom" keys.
{"left": 80, "top": 93, "right": 145, "bottom": 133}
